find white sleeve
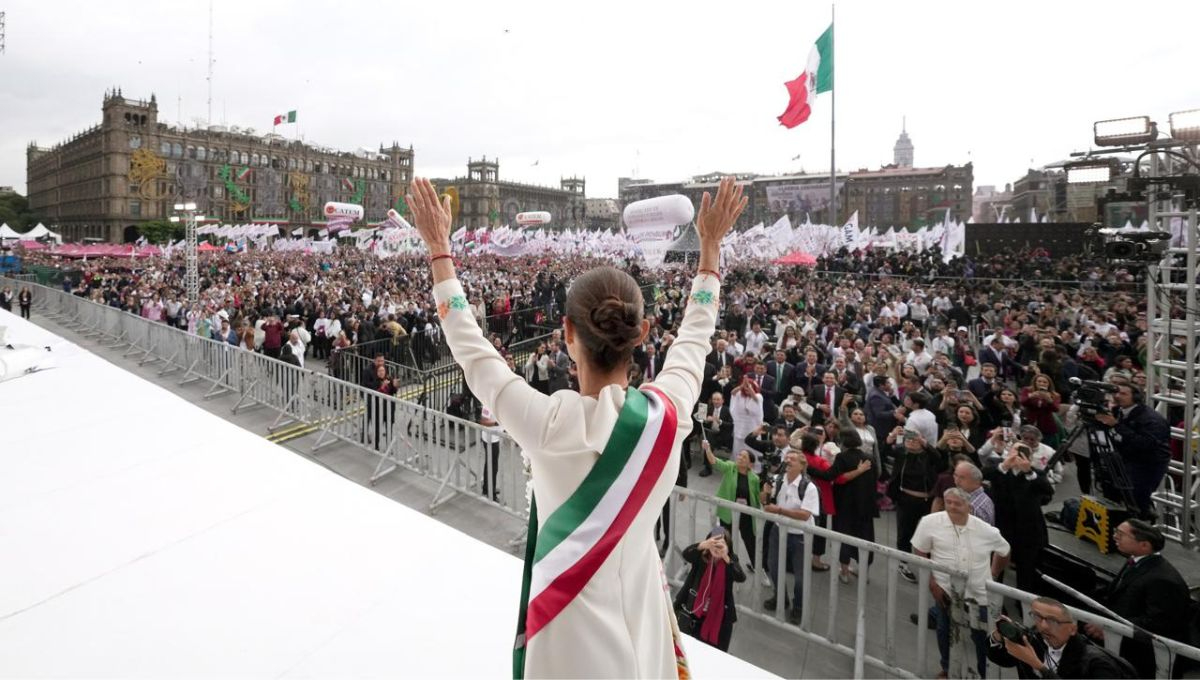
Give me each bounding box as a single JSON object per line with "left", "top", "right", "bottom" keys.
{"left": 434, "top": 278, "right": 555, "bottom": 450}
{"left": 987, "top": 525, "right": 1011, "bottom": 557}
{"left": 650, "top": 274, "right": 721, "bottom": 418}
{"left": 910, "top": 515, "right": 935, "bottom": 554}
{"left": 802, "top": 482, "right": 821, "bottom": 517}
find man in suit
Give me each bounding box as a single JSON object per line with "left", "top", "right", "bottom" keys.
{"left": 637, "top": 343, "right": 665, "bottom": 384}
{"left": 793, "top": 349, "right": 826, "bottom": 395}
{"left": 1092, "top": 384, "right": 1171, "bottom": 515}
{"left": 989, "top": 597, "right": 1133, "bottom": 678}
{"left": 1085, "top": 519, "right": 1190, "bottom": 679}
{"left": 979, "top": 336, "right": 1016, "bottom": 382}
{"left": 866, "top": 375, "right": 902, "bottom": 444}
{"left": 967, "top": 362, "right": 1000, "bottom": 402}
{"left": 808, "top": 371, "right": 846, "bottom": 427}
{"left": 706, "top": 338, "right": 737, "bottom": 375}
{"left": 699, "top": 391, "right": 734, "bottom": 477}
{"left": 985, "top": 444, "right": 1055, "bottom": 594}
{"left": 776, "top": 402, "right": 804, "bottom": 434}
{"left": 765, "top": 350, "right": 794, "bottom": 405}
{"left": 547, "top": 341, "right": 572, "bottom": 392}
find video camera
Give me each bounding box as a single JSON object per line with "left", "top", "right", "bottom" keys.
{"left": 1069, "top": 377, "right": 1119, "bottom": 421}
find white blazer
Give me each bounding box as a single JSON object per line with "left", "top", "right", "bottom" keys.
{"left": 435, "top": 273, "right": 720, "bottom": 678}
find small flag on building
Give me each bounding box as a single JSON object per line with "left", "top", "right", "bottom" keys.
{"left": 778, "top": 24, "right": 833, "bottom": 129}
{"left": 273, "top": 110, "right": 297, "bottom": 126}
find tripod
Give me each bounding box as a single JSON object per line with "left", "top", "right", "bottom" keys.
{"left": 1048, "top": 419, "right": 1139, "bottom": 513}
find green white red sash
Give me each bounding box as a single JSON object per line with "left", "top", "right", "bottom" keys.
{"left": 513, "top": 385, "right": 678, "bottom": 678}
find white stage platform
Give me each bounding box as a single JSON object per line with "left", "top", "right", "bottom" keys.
{"left": 0, "top": 309, "right": 774, "bottom": 679}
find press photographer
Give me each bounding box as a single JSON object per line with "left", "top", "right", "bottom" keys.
{"left": 987, "top": 597, "right": 1135, "bottom": 678}
{"left": 1089, "top": 383, "right": 1171, "bottom": 515}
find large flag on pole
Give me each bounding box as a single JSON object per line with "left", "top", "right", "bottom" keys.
{"left": 273, "top": 110, "right": 297, "bottom": 126}
{"left": 777, "top": 24, "right": 834, "bottom": 128}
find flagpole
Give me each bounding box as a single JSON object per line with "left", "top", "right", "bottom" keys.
{"left": 828, "top": 4, "right": 836, "bottom": 228}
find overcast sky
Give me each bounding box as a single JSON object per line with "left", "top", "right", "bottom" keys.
{"left": 1, "top": 0, "right": 1197, "bottom": 199}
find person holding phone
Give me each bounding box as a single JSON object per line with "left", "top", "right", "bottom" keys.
{"left": 675, "top": 527, "right": 747, "bottom": 652}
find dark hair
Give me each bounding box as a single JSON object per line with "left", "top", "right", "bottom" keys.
{"left": 799, "top": 432, "right": 821, "bottom": 454}
{"left": 873, "top": 375, "right": 889, "bottom": 389}
{"left": 908, "top": 391, "right": 930, "bottom": 409}
{"left": 565, "top": 267, "right": 645, "bottom": 372}
{"left": 839, "top": 429, "right": 863, "bottom": 449}
{"left": 1125, "top": 518, "right": 1165, "bottom": 551}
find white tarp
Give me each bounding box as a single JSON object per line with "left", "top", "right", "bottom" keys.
{"left": 0, "top": 307, "right": 775, "bottom": 679}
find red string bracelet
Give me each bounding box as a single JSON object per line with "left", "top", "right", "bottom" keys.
{"left": 430, "top": 253, "right": 454, "bottom": 264}
{"left": 698, "top": 269, "right": 721, "bottom": 281}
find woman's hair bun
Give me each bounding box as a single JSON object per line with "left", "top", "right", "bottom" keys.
{"left": 589, "top": 297, "right": 642, "bottom": 352}
{"left": 565, "top": 267, "right": 645, "bottom": 372}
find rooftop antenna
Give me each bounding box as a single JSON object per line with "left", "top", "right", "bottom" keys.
{"left": 206, "top": 0, "right": 214, "bottom": 127}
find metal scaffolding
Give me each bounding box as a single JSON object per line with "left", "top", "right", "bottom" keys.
{"left": 1145, "top": 139, "right": 1200, "bottom": 548}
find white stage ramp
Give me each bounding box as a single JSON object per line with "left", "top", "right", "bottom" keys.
{"left": 0, "top": 309, "right": 774, "bottom": 678}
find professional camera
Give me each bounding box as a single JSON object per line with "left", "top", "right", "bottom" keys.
{"left": 1089, "top": 225, "right": 1171, "bottom": 263}
{"left": 1069, "top": 377, "right": 1119, "bottom": 420}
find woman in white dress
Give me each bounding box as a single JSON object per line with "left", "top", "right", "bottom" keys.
{"left": 407, "top": 176, "right": 746, "bottom": 679}
{"left": 729, "top": 377, "right": 764, "bottom": 457}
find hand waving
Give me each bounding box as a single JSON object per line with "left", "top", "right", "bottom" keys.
{"left": 695, "top": 176, "right": 748, "bottom": 247}
{"left": 406, "top": 177, "right": 453, "bottom": 257}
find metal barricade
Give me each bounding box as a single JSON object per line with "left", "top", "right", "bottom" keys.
{"left": 667, "top": 487, "right": 1200, "bottom": 679}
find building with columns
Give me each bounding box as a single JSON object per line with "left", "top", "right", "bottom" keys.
{"left": 26, "top": 90, "right": 413, "bottom": 243}
{"left": 431, "top": 156, "right": 589, "bottom": 230}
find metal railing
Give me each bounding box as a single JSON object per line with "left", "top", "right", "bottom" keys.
{"left": 9, "top": 276, "right": 531, "bottom": 526}
{"left": 665, "top": 487, "right": 1200, "bottom": 679}
{"left": 14, "top": 274, "right": 1200, "bottom": 678}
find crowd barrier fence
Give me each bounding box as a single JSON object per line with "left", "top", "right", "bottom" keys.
{"left": 666, "top": 487, "right": 1200, "bottom": 679}
{"left": 10, "top": 275, "right": 1199, "bottom": 678}
{"left": 9, "top": 277, "right": 530, "bottom": 527}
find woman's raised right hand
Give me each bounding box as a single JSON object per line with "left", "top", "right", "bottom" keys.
{"left": 695, "top": 176, "right": 748, "bottom": 248}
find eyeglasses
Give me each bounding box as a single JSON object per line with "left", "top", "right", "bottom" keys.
{"left": 1030, "top": 611, "right": 1071, "bottom": 626}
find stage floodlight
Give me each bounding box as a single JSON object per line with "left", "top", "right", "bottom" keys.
{"left": 1094, "top": 116, "right": 1155, "bottom": 147}
{"left": 1066, "top": 159, "right": 1115, "bottom": 184}
{"left": 173, "top": 203, "right": 185, "bottom": 211}
{"left": 169, "top": 216, "right": 181, "bottom": 223}
{"left": 1169, "top": 109, "right": 1200, "bottom": 143}
{"left": 183, "top": 202, "right": 198, "bottom": 211}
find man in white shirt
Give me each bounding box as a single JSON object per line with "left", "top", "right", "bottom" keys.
{"left": 904, "top": 391, "right": 939, "bottom": 444}
{"left": 930, "top": 327, "right": 955, "bottom": 360}
{"left": 744, "top": 321, "right": 769, "bottom": 357}
{"left": 760, "top": 450, "right": 821, "bottom": 624}
{"left": 912, "top": 487, "right": 1011, "bottom": 679}
{"left": 909, "top": 297, "right": 930, "bottom": 328}
{"left": 905, "top": 338, "right": 934, "bottom": 376}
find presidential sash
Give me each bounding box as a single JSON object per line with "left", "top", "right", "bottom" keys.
{"left": 514, "top": 385, "right": 679, "bottom": 678}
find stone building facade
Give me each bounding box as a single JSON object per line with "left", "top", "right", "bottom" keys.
{"left": 26, "top": 90, "right": 414, "bottom": 242}
{"left": 431, "top": 156, "right": 588, "bottom": 230}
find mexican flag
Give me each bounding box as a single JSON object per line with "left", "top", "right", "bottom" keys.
{"left": 777, "top": 24, "right": 833, "bottom": 129}
{"left": 273, "top": 110, "right": 297, "bottom": 126}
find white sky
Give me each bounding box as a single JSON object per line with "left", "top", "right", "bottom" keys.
{"left": 1, "top": 0, "right": 1197, "bottom": 199}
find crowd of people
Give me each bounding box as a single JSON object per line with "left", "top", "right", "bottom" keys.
{"left": 17, "top": 236, "right": 1193, "bottom": 677}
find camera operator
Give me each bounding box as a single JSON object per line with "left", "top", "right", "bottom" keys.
{"left": 744, "top": 423, "right": 791, "bottom": 477}
{"left": 1091, "top": 384, "right": 1170, "bottom": 515}
{"left": 988, "top": 597, "right": 1133, "bottom": 678}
